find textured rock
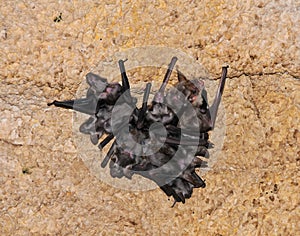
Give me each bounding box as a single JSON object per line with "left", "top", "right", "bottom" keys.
{"left": 0, "top": 0, "right": 299, "bottom": 235}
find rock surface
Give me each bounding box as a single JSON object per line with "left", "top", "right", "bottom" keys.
{"left": 0, "top": 0, "right": 299, "bottom": 235}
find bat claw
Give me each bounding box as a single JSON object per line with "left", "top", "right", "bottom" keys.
{"left": 47, "top": 101, "right": 56, "bottom": 106}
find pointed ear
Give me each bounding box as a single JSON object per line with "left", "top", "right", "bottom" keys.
{"left": 177, "top": 70, "right": 188, "bottom": 83}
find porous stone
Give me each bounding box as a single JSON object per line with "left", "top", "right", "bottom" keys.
{"left": 0, "top": 0, "right": 299, "bottom": 235}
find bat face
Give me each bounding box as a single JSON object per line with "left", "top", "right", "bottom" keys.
{"left": 176, "top": 73, "right": 205, "bottom": 106}
{"left": 48, "top": 57, "right": 228, "bottom": 207}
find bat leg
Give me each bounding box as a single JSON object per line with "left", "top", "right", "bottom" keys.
{"left": 98, "top": 133, "right": 114, "bottom": 149}
{"left": 47, "top": 97, "right": 97, "bottom": 115}
{"left": 137, "top": 83, "right": 152, "bottom": 129}
{"left": 118, "top": 59, "right": 129, "bottom": 92}
{"left": 153, "top": 57, "right": 178, "bottom": 103}
{"left": 161, "top": 57, "right": 178, "bottom": 92}
{"left": 208, "top": 66, "right": 228, "bottom": 129}
{"left": 171, "top": 200, "right": 177, "bottom": 208}
{"left": 118, "top": 59, "right": 135, "bottom": 104}
{"left": 100, "top": 140, "right": 116, "bottom": 168}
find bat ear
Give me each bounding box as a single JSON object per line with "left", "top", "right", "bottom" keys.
{"left": 177, "top": 70, "right": 188, "bottom": 83}
{"left": 86, "top": 72, "right": 108, "bottom": 92}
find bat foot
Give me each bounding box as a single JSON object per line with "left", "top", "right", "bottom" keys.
{"left": 47, "top": 101, "right": 56, "bottom": 106}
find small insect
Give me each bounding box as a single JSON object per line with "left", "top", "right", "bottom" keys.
{"left": 53, "top": 13, "right": 62, "bottom": 23}
{"left": 48, "top": 57, "right": 228, "bottom": 206}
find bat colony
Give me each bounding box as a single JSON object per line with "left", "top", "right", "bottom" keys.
{"left": 48, "top": 57, "right": 228, "bottom": 206}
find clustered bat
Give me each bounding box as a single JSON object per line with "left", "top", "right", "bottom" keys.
{"left": 48, "top": 57, "right": 228, "bottom": 206}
